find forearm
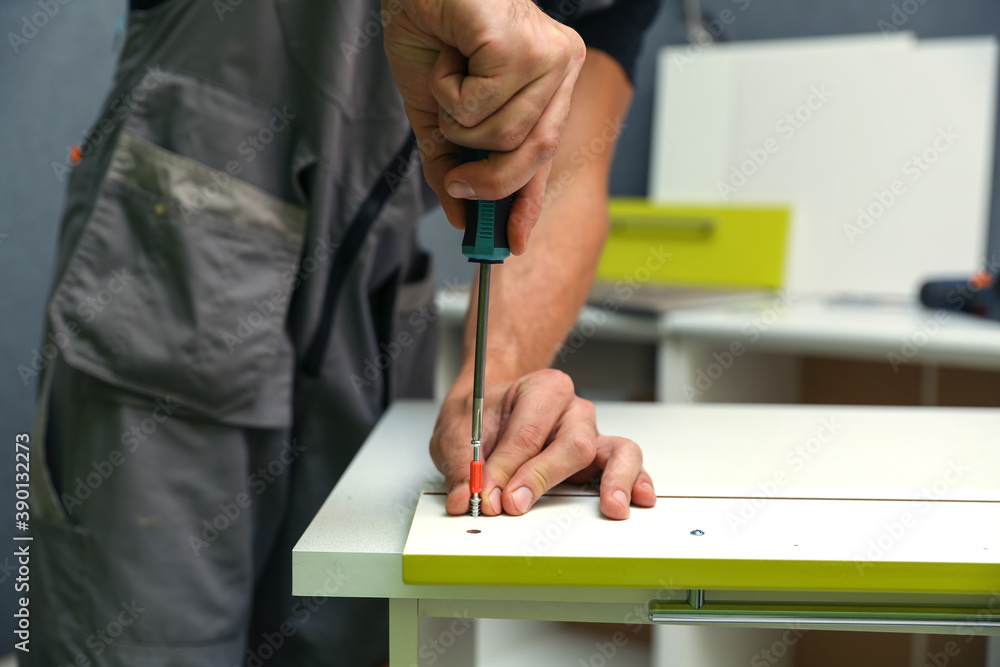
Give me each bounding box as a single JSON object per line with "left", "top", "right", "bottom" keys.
{"left": 430, "top": 49, "right": 654, "bottom": 520}
{"left": 450, "top": 49, "right": 632, "bottom": 394}
{"left": 452, "top": 187, "right": 607, "bottom": 388}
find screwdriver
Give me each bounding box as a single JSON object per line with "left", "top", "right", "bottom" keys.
{"left": 460, "top": 147, "right": 513, "bottom": 517}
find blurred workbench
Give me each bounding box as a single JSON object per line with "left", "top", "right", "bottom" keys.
{"left": 292, "top": 402, "right": 1000, "bottom": 666}
{"left": 659, "top": 295, "right": 1000, "bottom": 406}
{"left": 436, "top": 288, "right": 1000, "bottom": 406}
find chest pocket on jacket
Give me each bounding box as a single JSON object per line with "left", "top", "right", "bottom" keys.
{"left": 48, "top": 127, "right": 307, "bottom": 419}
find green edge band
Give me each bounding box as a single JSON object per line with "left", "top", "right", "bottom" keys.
{"left": 402, "top": 555, "right": 1000, "bottom": 594}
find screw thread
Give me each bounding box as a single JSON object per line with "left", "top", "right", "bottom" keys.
{"left": 470, "top": 495, "right": 480, "bottom": 518}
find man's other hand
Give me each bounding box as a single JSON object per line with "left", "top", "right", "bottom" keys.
{"left": 430, "top": 369, "right": 657, "bottom": 520}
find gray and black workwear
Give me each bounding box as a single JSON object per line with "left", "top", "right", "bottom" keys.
{"left": 29, "top": 0, "right": 660, "bottom": 665}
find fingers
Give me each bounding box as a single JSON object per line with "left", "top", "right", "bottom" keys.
{"left": 480, "top": 370, "right": 577, "bottom": 516}
{"left": 594, "top": 436, "right": 657, "bottom": 521}
{"left": 500, "top": 399, "right": 599, "bottom": 516}
{"left": 430, "top": 21, "right": 576, "bottom": 130}
{"left": 445, "top": 477, "right": 473, "bottom": 516}
{"left": 427, "top": 395, "right": 479, "bottom": 516}
{"left": 436, "top": 72, "right": 552, "bottom": 153}
{"left": 385, "top": 0, "right": 585, "bottom": 250}
{"left": 438, "top": 155, "right": 548, "bottom": 256}
{"left": 442, "top": 63, "right": 577, "bottom": 202}
{"left": 432, "top": 21, "right": 583, "bottom": 253}
{"left": 440, "top": 432, "right": 473, "bottom": 516}
{"left": 506, "top": 165, "right": 548, "bottom": 255}
{"left": 400, "top": 104, "right": 467, "bottom": 231}
{"left": 440, "top": 65, "right": 575, "bottom": 253}
{"left": 430, "top": 373, "right": 657, "bottom": 520}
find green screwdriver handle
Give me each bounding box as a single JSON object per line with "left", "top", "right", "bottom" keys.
{"left": 460, "top": 147, "right": 512, "bottom": 264}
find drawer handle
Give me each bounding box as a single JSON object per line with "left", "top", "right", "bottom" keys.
{"left": 610, "top": 217, "right": 717, "bottom": 237}
{"left": 649, "top": 599, "right": 1000, "bottom": 631}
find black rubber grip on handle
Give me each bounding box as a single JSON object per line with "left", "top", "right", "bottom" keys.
{"left": 459, "top": 147, "right": 512, "bottom": 263}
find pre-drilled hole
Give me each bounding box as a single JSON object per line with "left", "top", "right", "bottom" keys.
{"left": 467, "top": 529, "right": 481, "bottom": 534}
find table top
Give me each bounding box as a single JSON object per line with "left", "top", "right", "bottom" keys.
{"left": 435, "top": 286, "right": 660, "bottom": 343}
{"left": 661, "top": 297, "right": 1000, "bottom": 368}
{"left": 293, "top": 402, "right": 1000, "bottom": 599}
{"left": 439, "top": 288, "right": 1000, "bottom": 368}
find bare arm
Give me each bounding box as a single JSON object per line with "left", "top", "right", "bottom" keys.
{"left": 462, "top": 48, "right": 623, "bottom": 380}
{"left": 431, "top": 49, "right": 657, "bottom": 519}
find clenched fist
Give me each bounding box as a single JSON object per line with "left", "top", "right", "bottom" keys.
{"left": 383, "top": 0, "right": 586, "bottom": 255}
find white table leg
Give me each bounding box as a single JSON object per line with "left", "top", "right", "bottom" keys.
{"left": 987, "top": 636, "right": 1000, "bottom": 666}
{"left": 920, "top": 364, "right": 939, "bottom": 405}
{"left": 658, "top": 337, "right": 696, "bottom": 403}
{"left": 652, "top": 626, "right": 797, "bottom": 667}
{"left": 390, "top": 598, "right": 419, "bottom": 667}
{"left": 434, "top": 313, "right": 465, "bottom": 400}
{"left": 417, "top": 613, "right": 477, "bottom": 666}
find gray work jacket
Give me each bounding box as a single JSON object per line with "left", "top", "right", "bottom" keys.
{"left": 44, "top": 0, "right": 437, "bottom": 439}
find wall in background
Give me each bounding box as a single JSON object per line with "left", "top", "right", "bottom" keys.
{"left": 0, "top": 0, "right": 124, "bottom": 653}
{"left": 1, "top": 0, "right": 998, "bottom": 654}
{"left": 424, "top": 0, "right": 1000, "bottom": 285}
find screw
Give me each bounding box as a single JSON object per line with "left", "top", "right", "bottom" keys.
{"left": 690, "top": 529, "right": 705, "bottom": 536}
{"left": 470, "top": 495, "right": 480, "bottom": 518}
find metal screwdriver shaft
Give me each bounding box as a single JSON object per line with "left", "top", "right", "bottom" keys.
{"left": 458, "top": 147, "right": 512, "bottom": 517}
{"left": 469, "top": 264, "right": 491, "bottom": 517}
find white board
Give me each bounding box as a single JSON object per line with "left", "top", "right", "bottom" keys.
{"left": 405, "top": 492, "right": 1000, "bottom": 566}
{"left": 402, "top": 405, "right": 1000, "bottom": 588}
{"left": 650, "top": 35, "right": 998, "bottom": 297}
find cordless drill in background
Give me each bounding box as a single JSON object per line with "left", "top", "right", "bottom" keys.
{"left": 920, "top": 270, "right": 1000, "bottom": 321}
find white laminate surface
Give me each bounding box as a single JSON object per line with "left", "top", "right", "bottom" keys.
{"left": 294, "top": 402, "right": 1000, "bottom": 596}
{"left": 662, "top": 298, "right": 1000, "bottom": 368}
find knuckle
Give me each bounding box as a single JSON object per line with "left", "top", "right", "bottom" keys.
{"left": 442, "top": 462, "right": 466, "bottom": 484}
{"left": 525, "top": 39, "right": 549, "bottom": 68}
{"left": 625, "top": 440, "right": 643, "bottom": 465}
{"left": 566, "top": 431, "right": 597, "bottom": 462}
{"left": 450, "top": 99, "right": 477, "bottom": 127}
{"left": 461, "top": 85, "right": 497, "bottom": 125}
{"left": 497, "top": 124, "right": 528, "bottom": 152}
{"left": 569, "top": 31, "right": 586, "bottom": 66}
{"left": 552, "top": 32, "right": 571, "bottom": 63}
{"left": 513, "top": 422, "right": 547, "bottom": 453}
{"left": 577, "top": 398, "right": 596, "bottom": 419}
{"left": 491, "top": 470, "right": 513, "bottom": 490}
{"left": 551, "top": 27, "right": 583, "bottom": 69}
{"left": 524, "top": 467, "right": 554, "bottom": 495}
{"left": 533, "top": 130, "right": 562, "bottom": 164}
{"left": 512, "top": 204, "right": 541, "bottom": 234}
{"left": 438, "top": 124, "right": 459, "bottom": 146}
{"left": 449, "top": 106, "right": 473, "bottom": 128}
{"left": 483, "top": 171, "right": 510, "bottom": 198}
{"left": 420, "top": 163, "right": 437, "bottom": 188}
{"left": 536, "top": 368, "right": 575, "bottom": 395}
{"left": 430, "top": 77, "right": 453, "bottom": 108}
{"left": 438, "top": 108, "right": 462, "bottom": 134}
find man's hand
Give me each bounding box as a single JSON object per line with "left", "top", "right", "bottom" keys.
{"left": 431, "top": 369, "right": 657, "bottom": 520}
{"left": 383, "top": 0, "right": 585, "bottom": 255}
{"left": 425, "top": 48, "right": 642, "bottom": 520}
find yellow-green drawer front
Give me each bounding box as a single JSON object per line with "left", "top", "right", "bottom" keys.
{"left": 597, "top": 199, "right": 790, "bottom": 290}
